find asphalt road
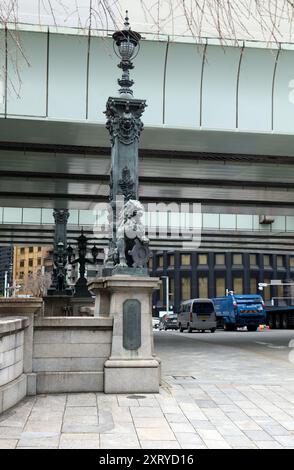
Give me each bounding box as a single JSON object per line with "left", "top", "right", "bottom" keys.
{"left": 154, "top": 328, "right": 294, "bottom": 384}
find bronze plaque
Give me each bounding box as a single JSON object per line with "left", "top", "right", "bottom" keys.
{"left": 123, "top": 299, "right": 141, "bottom": 350}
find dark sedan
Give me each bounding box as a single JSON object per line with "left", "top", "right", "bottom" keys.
{"left": 159, "top": 314, "right": 178, "bottom": 331}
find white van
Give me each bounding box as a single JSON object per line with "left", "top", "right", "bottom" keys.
{"left": 177, "top": 298, "right": 217, "bottom": 333}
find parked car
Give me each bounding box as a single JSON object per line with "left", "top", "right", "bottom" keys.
{"left": 152, "top": 317, "right": 160, "bottom": 329}
{"left": 159, "top": 313, "right": 178, "bottom": 330}
{"left": 177, "top": 298, "right": 217, "bottom": 333}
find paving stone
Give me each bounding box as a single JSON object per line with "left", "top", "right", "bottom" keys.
{"left": 279, "top": 421, "right": 294, "bottom": 431}
{"left": 24, "top": 421, "right": 62, "bottom": 433}
{"left": 169, "top": 422, "right": 195, "bottom": 433}
{"left": 140, "top": 440, "right": 181, "bottom": 449}
{"left": 256, "top": 441, "right": 283, "bottom": 449}
{"left": 174, "top": 432, "right": 203, "bottom": 445}
{"left": 275, "top": 435, "right": 294, "bottom": 446}
{"left": 104, "top": 422, "right": 137, "bottom": 435}
{"left": 59, "top": 433, "right": 100, "bottom": 449}
{"left": 0, "top": 439, "right": 18, "bottom": 449}
{"left": 203, "top": 439, "right": 231, "bottom": 449}
{"left": 18, "top": 431, "right": 60, "bottom": 448}
{"left": 64, "top": 406, "right": 97, "bottom": 417}
{"left": 130, "top": 407, "right": 164, "bottom": 418}
{"left": 133, "top": 417, "right": 170, "bottom": 429}
{"left": 235, "top": 420, "right": 263, "bottom": 431}
{"left": 67, "top": 393, "right": 97, "bottom": 407}
{"left": 260, "top": 424, "right": 291, "bottom": 436}
{"left": 100, "top": 433, "right": 140, "bottom": 449}
{"left": 0, "top": 426, "right": 23, "bottom": 439}
{"left": 137, "top": 427, "right": 176, "bottom": 441}
{"left": 244, "top": 430, "right": 274, "bottom": 441}
{"left": 162, "top": 413, "right": 189, "bottom": 423}
{"left": 197, "top": 429, "right": 225, "bottom": 440}
{"left": 62, "top": 424, "right": 102, "bottom": 433}
{"left": 63, "top": 415, "right": 99, "bottom": 426}
{"left": 190, "top": 420, "right": 215, "bottom": 430}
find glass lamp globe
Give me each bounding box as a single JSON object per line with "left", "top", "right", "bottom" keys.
{"left": 118, "top": 39, "right": 136, "bottom": 61}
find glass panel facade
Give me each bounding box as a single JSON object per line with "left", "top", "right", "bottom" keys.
{"left": 202, "top": 213, "right": 219, "bottom": 229}
{"left": 198, "top": 254, "right": 208, "bottom": 265}
{"left": 277, "top": 256, "right": 284, "bottom": 268}
{"left": 263, "top": 278, "right": 271, "bottom": 301}
{"left": 215, "top": 254, "right": 225, "bottom": 265}
{"left": 233, "top": 254, "right": 242, "bottom": 265}
{"left": 250, "top": 277, "right": 257, "bottom": 294}
{"left": 264, "top": 255, "right": 270, "bottom": 267}
{"left": 250, "top": 254, "right": 257, "bottom": 265}
{"left": 198, "top": 277, "right": 208, "bottom": 298}
{"left": 168, "top": 254, "right": 174, "bottom": 266}
{"left": 181, "top": 277, "right": 191, "bottom": 301}
{"left": 181, "top": 254, "right": 191, "bottom": 265}
{"left": 216, "top": 277, "right": 225, "bottom": 297}
{"left": 158, "top": 255, "right": 163, "bottom": 267}
{"left": 220, "top": 214, "right": 235, "bottom": 230}
{"left": 233, "top": 277, "right": 243, "bottom": 294}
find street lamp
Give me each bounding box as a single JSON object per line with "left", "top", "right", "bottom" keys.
{"left": 113, "top": 10, "right": 141, "bottom": 97}
{"left": 161, "top": 276, "right": 171, "bottom": 315}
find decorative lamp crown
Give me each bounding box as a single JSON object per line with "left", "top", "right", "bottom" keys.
{"left": 112, "top": 11, "right": 141, "bottom": 96}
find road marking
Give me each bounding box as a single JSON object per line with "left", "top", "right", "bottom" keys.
{"left": 255, "top": 341, "right": 287, "bottom": 349}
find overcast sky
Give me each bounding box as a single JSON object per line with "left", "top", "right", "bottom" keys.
{"left": 4, "top": 1, "right": 294, "bottom": 43}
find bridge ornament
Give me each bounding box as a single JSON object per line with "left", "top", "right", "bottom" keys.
{"left": 103, "top": 12, "right": 149, "bottom": 275}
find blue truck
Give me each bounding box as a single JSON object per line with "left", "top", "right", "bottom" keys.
{"left": 212, "top": 293, "right": 266, "bottom": 331}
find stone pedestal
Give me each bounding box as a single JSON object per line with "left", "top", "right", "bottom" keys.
{"left": 89, "top": 275, "right": 161, "bottom": 394}
{"left": 43, "top": 296, "right": 94, "bottom": 316}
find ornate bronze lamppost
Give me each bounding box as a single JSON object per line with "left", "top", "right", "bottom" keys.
{"left": 104, "top": 11, "right": 150, "bottom": 275}
{"left": 67, "top": 229, "right": 99, "bottom": 297}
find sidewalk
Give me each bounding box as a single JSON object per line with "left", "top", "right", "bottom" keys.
{"left": 1, "top": 379, "right": 294, "bottom": 449}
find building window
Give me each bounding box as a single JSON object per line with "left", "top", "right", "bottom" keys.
{"left": 290, "top": 257, "right": 294, "bottom": 268}
{"left": 216, "top": 277, "right": 225, "bottom": 297}
{"left": 250, "top": 254, "right": 257, "bottom": 265}
{"left": 158, "top": 255, "right": 163, "bottom": 268}
{"left": 277, "top": 256, "right": 284, "bottom": 268}
{"left": 28, "top": 259, "right": 33, "bottom": 267}
{"left": 168, "top": 254, "right": 174, "bottom": 266}
{"left": 169, "top": 277, "right": 175, "bottom": 305}
{"left": 38, "top": 247, "right": 42, "bottom": 252}
{"left": 181, "top": 254, "right": 191, "bottom": 266}
{"left": 29, "top": 247, "right": 34, "bottom": 253}
{"left": 181, "top": 277, "right": 191, "bottom": 301}
{"left": 198, "top": 254, "right": 208, "bottom": 265}
{"left": 263, "top": 255, "right": 271, "bottom": 267}
{"left": 263, "top": 278, "right": 271, "bottom": 301}
{"left": 233, "top": 277, "right": 243, "bottom": 294}
{"left": 198, "top": 276, "right": 208, "bottom": 298}
{"left": 20, "top": 260, "right": 25, "bottom": 267}
{"left": 19, "top": 272, "right": 24, "bottom": 279}
{"left": 250, "top": 278, "right": 257, "bottom": 294}
{"left": 215, "top": 254, "right": 225, "bottom": 265}
{"left": 233, "top": 254, "right": 242, "bottom": 265}
{"left": 37, "top": 258, "right": 41, "bottom": 266}
{"left": 148, "top": 257, "right": 153, "bottom": 269}
{"left": 20, "top": 247, "right": 25, "bottom": 254}
{"left": 277, "top": 283, "right": 284, "bottom": 299}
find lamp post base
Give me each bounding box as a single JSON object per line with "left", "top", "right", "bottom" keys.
{"left": 89, "top": 275, "right": 161, "bottom": 394}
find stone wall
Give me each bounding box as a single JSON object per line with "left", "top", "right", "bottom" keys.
{"left": 0, "top": 317, "right": 28, "bottom": 413}
{"left": 0, "top": 298, "right": 114, "bottom": 413}
{"left": 32, "top": 317, "right": 113, "bottom": 394}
